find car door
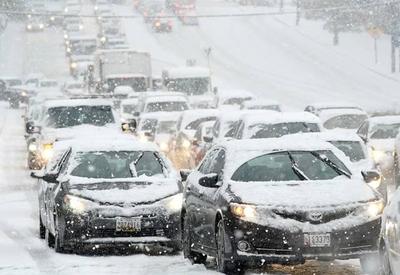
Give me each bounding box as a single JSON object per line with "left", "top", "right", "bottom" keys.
{"left": 199, "top": 149, "right": 226, "bottom": 250}
{"left": 384, "top": 191, "right": 400, "bottom": 274}
{"left": 185, "top": 149, "right": 218, "bottom": 249}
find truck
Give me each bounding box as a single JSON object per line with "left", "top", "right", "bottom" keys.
{"left": 93, "top": 49, "right": 152, "bottom": 93}
{"left": 162, "top": 65, "right": 216, "bottom": 109}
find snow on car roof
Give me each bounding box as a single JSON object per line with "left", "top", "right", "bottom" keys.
{"left": 105, "top": 73, "right": 147, "bottom": 79}
{"left": 44, "top": 98, "right": 113, "bottom": 108}
{"left": 240, "top": 111, "right": 320, "bottom": 125}
{"left": 318, "top": 108, "right": 368, "bottom": 122}
{"left": 139, "top": 111, "right": 182, "bottom": 121}
{"left": 242, "top": 98, "right": 280, "bottom": 107}
{"left": 309, "top": 101, "right": 362, "bottom": 110}
{"left": 217, "top": 89, "right": 254, "bottom": 100}
{"left": 369, "top": 115, "right": 400, "bottom": 125}
{"left": 145, "top": 95, "right": 188, "bottom": 103}
{"left": 180, "top": 109, "right": 220, "bottom": 126}
{"left": 121, "top": 98, "right": 139, "bottom": 105}
{"left": 289, "top": 131, "right": 364, "bottom": 143}
{"left": 165, "top": 66, "right": 210, "bottom": 78}
{"left": 70, "top": 138, "right": 159, "bottom": 153}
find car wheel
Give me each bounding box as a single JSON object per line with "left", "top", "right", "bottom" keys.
{"left": 182, "top": 214, "right": 207, "bottom": 264}
{"left": 45, "top": 228, "right": 55, "bottom": 248}
{"left": 360, "top": 253, "right": 381, "bottom": 275}
{"left": 39, "top": 215, "right": 45, "bottom": 239}
{"left": 216, "top": 220, "right": 242, "bottom": 274}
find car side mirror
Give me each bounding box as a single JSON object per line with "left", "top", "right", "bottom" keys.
{"left": 199, "top": 174, "right": 219, "bottom": 188}
{"left": 203, "top": 135, "right": 213, "bottom": 143}
{"left": 192, "top": 139, "right": 199, "bottom": 146}
{"left": 30, "top": 171, "right": 44, "bottom": 179}
{"left": 362, "top": 170, "right": 381, "bottom": 185}
{"left": 27, "top": 122, "right": 41, "bottom": 134}
{"left": 180, "top": 169, "right": 192, "bottom": 182}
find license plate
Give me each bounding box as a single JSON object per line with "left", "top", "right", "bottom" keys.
{"left": 116, "top": 217, "right": 141, "bottom": 232}
{"left": 304, "top": 233, "right": 331, "bottom": 247}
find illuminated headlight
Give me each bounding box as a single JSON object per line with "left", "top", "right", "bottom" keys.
{"left": 64, "top": 34, "right": 69, "bottom": 39}
{"left": 161, "top": 193, "right": 183, "bottom": 213}
{"left": 370, "top": 148, "right": 393, "bottom": 163}
{"left": 21, "top": 91, "right": 27, "bottom": 97}
{"left": 66, "top": 47, "right": 71, "bottom": 53}
{"left": 50, "top": 16, "right": 55, "bottom": 21}
{"left": 182, "top": 139, "right": 191, "bottom": 148}
{"left": 64, "top": 8, "right": 69, "bottom": 13}
{"left": 70, "top": 62, "right": 77, "bottom": 69}
{"left": 355, "top": 200, "right": 384, "bottom": 217}
{"left": 159, "top": 142, "right": 169, "bottom": 152}
{"left": 41, "top": 143, "right": 54, "bottom": 161}
{"left": 27, "top": 25, "right": 32, "bottom": 30}
{"left": 39, "top": 24, "right": 44, "bottom": 29}
{"left": 64, "top": 194, "right": 95, "bottom": 214}
{"left": 100, "top": 36, "right": 107, "bottom": 43}
{"left": 28, "top": 143, "right": 38, "bottom": 152}
{"left": 94, "top": 5, "right": 99, "bottom": 10}
{"left": 79, "top": 24, "right": 84, "bottom": 30}
{"left": 230, "top": 203, "right": 256, "bottom": 219}
{"left": 368, "top": 177, "right": 381, "bottom": 189}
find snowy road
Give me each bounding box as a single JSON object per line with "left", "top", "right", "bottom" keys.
{"left": 0, "top": 0, "right": 397, "bottom": 273}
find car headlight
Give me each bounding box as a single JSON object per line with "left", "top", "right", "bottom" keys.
{"left": 159, "top": 142, "right": 169, "bottom": 152}
{"left": 41, "top": 143, "right": 54, "bottom": 161}
{"left": 50, "top": 16, "right": 55, "bottom": 21}
{"left": 28, "top": 143, "right": 38, "bottom": 152}
{"left": 64, "top": 34, "right": 68, "bottom": 39}
{"left": 39, "top": 24, "right": 44, "bottom": 29}
{"left": 161, "top": 193, "right": 182, "bottom": 213}
{"left": 64, "top": 194, "right": 95, "bottom": 214}
{"left": 70, "top": 62, "right": 77, "bottom": 69}
{"left": 368, "top": 177, "right": 381, "bottom": 189}
{"left": 66, "top": 47, "right": 71, "bottom": 53}
{"left": 100, "top": 36, "right": 107, "bottom": 43}
{"left": 21, "top": 91, "right": 27, "bottom": 97}
{"left": 355, "top": 200, "right": 384, "bottom": 217}
{"left": 230, "top": 203, "right": 256, "bottom": 219}
{"left": 370, "top": 148, "right": 393, "bottom": 163}
{"left": 79, "top": 24, "right": 84, "bottom": 30}
{"left": 182, "top": 139, "right": 191, "bottom": 148}
{"left": 27, "top": 25, "right": 32, "bottom": 29}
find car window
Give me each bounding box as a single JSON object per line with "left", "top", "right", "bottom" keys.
{"left": 208, "top": 150, "right": 226, "bottom": 175}
{"left": 323, "top": 114, "right": 367, "bottom": 130}
{"left": 357, "top": 121, "right": 369, "bottom": 139}
{"left": 198, "top": 149, "right": 219, "bottom": 174}
{"left": 250, "top": 122, "right": 320, "bottom": 139}
{"left": 185, "top": 117, "right": 216, "bottom": 130}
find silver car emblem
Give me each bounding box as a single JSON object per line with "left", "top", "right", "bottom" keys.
{"left": 309, "top": 212, "right": 323, "bottom": 222}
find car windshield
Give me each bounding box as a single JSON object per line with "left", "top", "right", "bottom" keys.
{"left": 328, "top": 141, "right": 365, "bottom": 162}
{"left": 250, "top": 122, "right": 320, "bottom": 139}
{"left": 157, "top": 121, "right": 177, "bottom": 134}
{"left": 45, "top": 105, "right": 115, "bottom": 128}
{"left": 146, "top": 101, "right": 188, "bottom": 112}
{"left": 247, "top": 105, "right": 281, "bottom": 111}
{"left": 140, "top": 119, "right": 157, "bottom": 132}
{"left": 185, "top": 117, "right": 216, "bottom": 130}
{"left": 40, "top": 81, "right": 58, "bottom": 87}
{"left": 70, "top": 151, "right": 165, "bottom": 178}
{"left": 323, "top": 114, "right": 367, "bottom": 129}
{"left": 223, "top": 97, "right": 251, "bottom": 106}
{"left": 67, "top": 83, "right": 84, "bottom": 89}
{"left": 370, "top": 123, "right": 400, "bottom": 139}
{"left": 6, "top": 79, "right": 22, "bottom": 86}
{"left": 122, "top": 104, "right": 137, "bottom": 114}
{"left": 231, "top": 150, "right": 351, "bottom": 182}
{"left": 107, "top": 77, "right": 147, "bottom": 92}
{"left": 167, "top": 78, "right": 209, "bottom": 95}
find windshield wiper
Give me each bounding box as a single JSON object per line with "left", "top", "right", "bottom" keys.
{"left": 287, "top": 152, "right": 309, "bottom": 181}
{"left": 129, "top": 152, "right": 144, "bottom": 177}
{"left": 311, "top": 152, "right": 351, "bottom": 178}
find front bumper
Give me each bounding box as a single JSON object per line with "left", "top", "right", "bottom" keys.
{"left": 225, "top": 216, "right": 380, "bottom": 266}
{"left": 61, "top": 210, "right": 181, "bottom": 247}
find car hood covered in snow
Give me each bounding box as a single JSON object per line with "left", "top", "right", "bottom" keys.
{"left": 67, "top": 177, "right": 180, "bottom": 205}
{"left": 228, "top": 178, "right": 378, "bottom": 208}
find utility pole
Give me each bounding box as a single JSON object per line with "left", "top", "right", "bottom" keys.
{"left": 296, "top": 0, "right": 300, "bottom": 26}
{"left": 204, "top": 47, "right": 213, "bottom": 91}
{"left": 391, "top": 36, "right": 396, "bottom": 73}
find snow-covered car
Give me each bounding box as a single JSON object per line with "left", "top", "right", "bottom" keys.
{"left": 318, "top": 108, "right": 368, "bottom": 131}
{"left": 304, "top": 102, "right": 364, "bottom": 116}
{"left": 112, "top": 85, "right": 135, "bottom": 108}
{"left": 0, "top": 76, "right": 23, "bottom": 100}
{"left": 240, "top": 98, "right": 282, "bottom": 112}
{"left": 120, "top": 98, "right": 139, "bottom": 123}
{"left": 24, "top": 73, "right": 45, "bottom": 88}
{"left": 182, "top": 136, "right": 383, "bottom": 273}
{"left": 136, "top": 93, "right": 190, "bottom": 117}
{"left": 232, "top": 111, "right": 321, "bottom": 140}
{"left": 357, "top": 115, "right": 400, "bottom": 171}
{"left": 33, "top": 137, "right": 182, "bottom": 253}
{"left": 26, "top": 17, "right": 45, "bottom": 32}
{"left": 26, "top": 98, "right": 124, "bottom": 169}
{"left": 62, "top": 81, "right": 86, "bottom": 97}
{"left": 151, "top": 16, "right": 172, "bottom": 32}
{"left": 214, "top": 89, "right": 254, "bottom": 109}
{"left": 6, "top": 85, "right": 38, "bottom": 109}
{"left": 168, "top": 109, "right": 219, "bottom": 168}
{"left": 137, "top": 112, "right": 181, "bottom": 153}
{"left": 191, "top": 120, "right": 216, "bottom": 166}
{"left": 162, "top": 66, "right": 216, "bottom": 108}
{"left": 38, "top": 79, "right": 59, "bottom": 90}
{"left": 379, "top": 185, "right": 400, "bottom": 274}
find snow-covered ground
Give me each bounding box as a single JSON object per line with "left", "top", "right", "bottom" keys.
{"left": 1, "top": 0, "right": 399, "bottom": 273}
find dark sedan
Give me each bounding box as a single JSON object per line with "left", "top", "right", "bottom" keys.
{"left": 32, "top": 138, "right": 182, "bottom": 253}
{"left": 181, "top": 137, "right": 383, "bottom": 274}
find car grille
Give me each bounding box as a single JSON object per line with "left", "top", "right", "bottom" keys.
{"left": 272, "top": 208, "right": 355, "bottom": 224}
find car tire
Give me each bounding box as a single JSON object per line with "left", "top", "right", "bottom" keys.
{"left": 360, "top": 253, "right": 381, "bottom": 275}
{"left": 39, "top": 215, "right": 45, "bottom": 239}
{"left": 182, "top": 214, "right": 207, "bottom": 264}
{"left": 45, "top": 228, "right": 55, "bottom": 248}
{"left": 216, "top": 220, "right": 243, "bottom": 274}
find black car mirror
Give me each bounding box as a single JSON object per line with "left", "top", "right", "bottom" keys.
{"left": 180, "top": 169, "right": 192, "bottom": 182}
{"left": 192, "top": 139, "right": 199, "bottom": 146}
{"left": 203, "top": 135, "right": 213, "bottom": 143}
{"left": 199, "top": 174, "right": 219, "bottom": 188}
{"left": 26, "top": 122, "right": 41, "bottom": 134}
{"left": 362, "top": 170, "right": 380, "bottom": 183}
{"left": 30, "top": 171, "right": 44, "bottom": 179}
{"left": 43, "top": 173, "right": 59, "bottom": 183}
